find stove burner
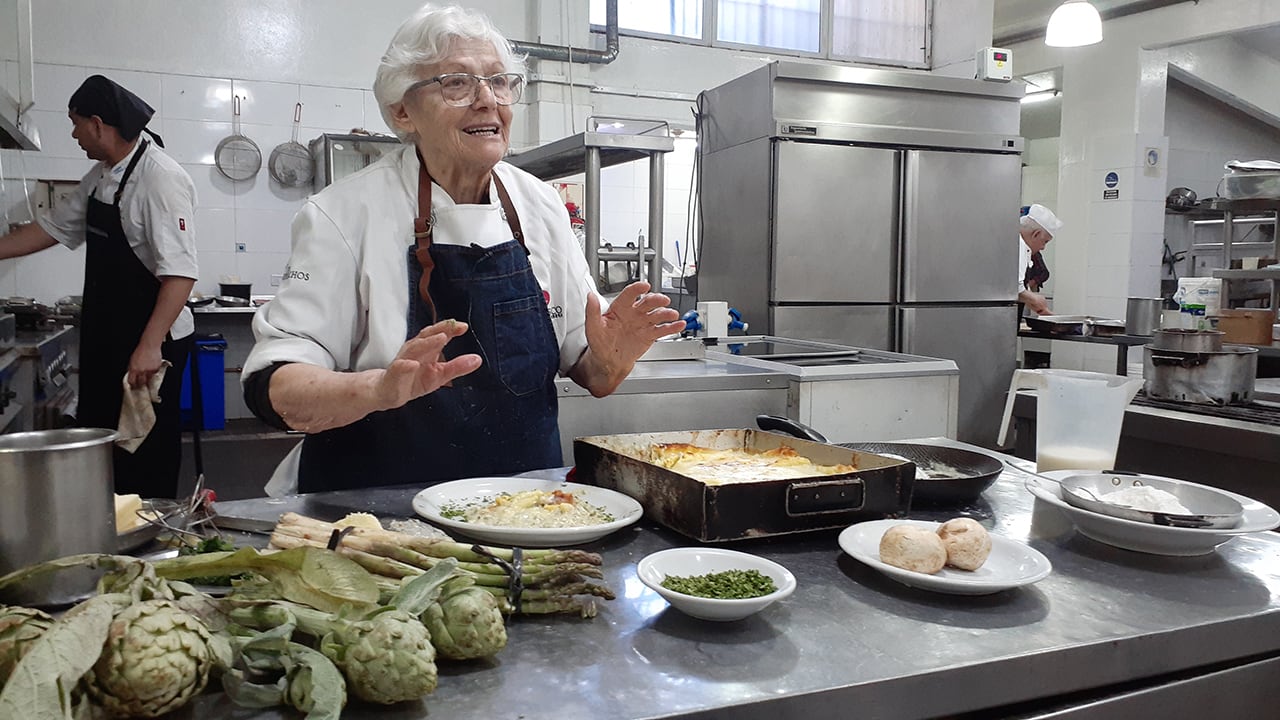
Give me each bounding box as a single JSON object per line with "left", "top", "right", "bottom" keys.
{"left": 1133, "top": 392, "right": 1280, "bottom": 425}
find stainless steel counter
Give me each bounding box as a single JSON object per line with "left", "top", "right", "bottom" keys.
{"left": 196, "top": 443, "right": 1280, "bottom": 719}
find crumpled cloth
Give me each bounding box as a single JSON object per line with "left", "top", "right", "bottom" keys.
{"left": 116, "top": 360, "right": 171, "bottom": 453}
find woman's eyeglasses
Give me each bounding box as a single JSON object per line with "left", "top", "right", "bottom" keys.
{"left": 408, "top": 72, "right": 524, "bottom": 107}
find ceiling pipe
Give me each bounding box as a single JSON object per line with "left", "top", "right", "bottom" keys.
{"left": 511, "top": 0, "right": 619, "bottom": 64}
{"left": 994, "top": 0, "right": 1197, "bottom": 47}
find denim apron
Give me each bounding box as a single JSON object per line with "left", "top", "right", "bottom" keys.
{"left": 296, "top": 163, "right": 562, "bottom": 493}
{"left": 77, "top": 140, "right": 191, "bottom": 498}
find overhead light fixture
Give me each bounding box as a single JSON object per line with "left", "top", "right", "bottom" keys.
{"left": 1021, "top": 89, "right": 1060, "bottom": 104}
{"left": 1045, "top": 0, "right": 1103, "bottom": 47}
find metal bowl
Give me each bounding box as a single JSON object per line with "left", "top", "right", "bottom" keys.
{"left": 1059, "top": 473, "right": 1244, "bottom": 529}
{"left": 214, "top": 295, "right": 250, "bottom": 307}
{"left": 839, "top": 442, "right": 1003, "bottom": 504}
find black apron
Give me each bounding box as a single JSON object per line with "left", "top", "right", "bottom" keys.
{"left": 296, "top": 164, "right": 562, "bottom": 493}
{"left": 77, "top": 140, "right": 191, "bottom": 499}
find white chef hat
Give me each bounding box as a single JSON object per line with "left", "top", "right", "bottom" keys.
{"left": 1022, "top": 203, "right": 1063, "bottom": 237}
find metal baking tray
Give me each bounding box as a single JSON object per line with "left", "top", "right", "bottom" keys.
{"left": 572, "top": 429, "right": 914, "bottom": 542}
{"left": 1025, "top": 315, "right": 1125, "bottom": 337}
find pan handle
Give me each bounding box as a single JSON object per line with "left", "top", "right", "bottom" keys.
{"left": 756, "top": 415, "right": 828, "bottom": 444}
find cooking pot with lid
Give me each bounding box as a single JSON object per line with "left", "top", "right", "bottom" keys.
{"left": 1151, "top": 328, "right": 1223, "bottom": 353}
{"left": 1143, "top": 345, "right": 1257, "bottom": 406}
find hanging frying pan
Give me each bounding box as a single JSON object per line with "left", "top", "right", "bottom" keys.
{"left": 268, "top": 102, "right": 314, "bottom": 188}
{"left": 215, "top": 94, "right": 261, "bottom": 182}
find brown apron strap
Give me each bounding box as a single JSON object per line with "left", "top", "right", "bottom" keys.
{"left": 412, "top": 160, "right": 528, "bottom": 323}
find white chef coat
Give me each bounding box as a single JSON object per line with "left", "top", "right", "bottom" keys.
{"left": 37, "top": 140, "right": 198, "bottom": 339}
{"left": 245, "top": 144, "right": 597, "bottom": 380}
{"left": 1018, "top": 235, "right": 1032, "bottom": 293}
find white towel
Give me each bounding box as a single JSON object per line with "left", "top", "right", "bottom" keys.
{"left": 116, "top": 361, "right": 171, "bottom": 453}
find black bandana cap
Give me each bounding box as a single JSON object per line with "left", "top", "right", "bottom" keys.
{"left": 68, "top": 74, "right": 165, "bottom": 147}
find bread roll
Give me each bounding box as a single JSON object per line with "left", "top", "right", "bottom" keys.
{"left": 937, "top": 518, "right": 992, "bottom": 570}
{"left": 879, "top": 524, "right": 947, "bottom": 574}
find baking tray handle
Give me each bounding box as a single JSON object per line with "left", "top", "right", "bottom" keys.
{"left": 785, "top": 478, "right": 866, "bottom": 516}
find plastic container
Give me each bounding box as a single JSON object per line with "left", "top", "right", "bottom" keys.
{"left": 180, "top": 338, "right": 227, "bottom": 430}
{"left": 219, "top": 282, "right": 252, "bottom": 300}
{"left": 997, "top": 369, "right": 1142, "bottom": 473}
{"left": 1222, "top": 171, "right": 1280, "bottom": 200}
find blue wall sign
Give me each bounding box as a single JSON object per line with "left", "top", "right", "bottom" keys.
{"left": 1104, "top": 172, "right": 1119, "bottom": 188}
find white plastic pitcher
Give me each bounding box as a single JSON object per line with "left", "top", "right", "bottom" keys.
{"left": 997, "top": 369, "right": 1142, "bottom": 473}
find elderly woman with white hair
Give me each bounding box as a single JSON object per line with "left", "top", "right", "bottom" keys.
{"left": 243, "top": 3, "right": 683, "bottom": 493}
{"left": 1018, "top": 203, "right": 1063, "bottom": 316}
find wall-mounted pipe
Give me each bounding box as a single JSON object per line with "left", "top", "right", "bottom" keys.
{"left": 512, "top": 0, "right": 619, "bottom": 64}
{"left": 994, "top": 0, "right": 1196, "bottom": 47}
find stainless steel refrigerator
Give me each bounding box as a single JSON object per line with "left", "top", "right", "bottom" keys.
{"left": 697, "top": 62, "right": 1024, "bottom": 446}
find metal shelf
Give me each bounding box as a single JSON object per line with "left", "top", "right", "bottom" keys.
{"left": 505, "top": 120, "right": 676, "bottom": 291}
{"left": 1211, "top": 268, "right": 1280, "bottom": 280}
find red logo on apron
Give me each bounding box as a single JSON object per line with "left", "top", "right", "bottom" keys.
{"left": 542, "top": 290, "right": 551, "bottom": 304}
{"left": 178, "top": 218, "right": 186, "bottom": 231}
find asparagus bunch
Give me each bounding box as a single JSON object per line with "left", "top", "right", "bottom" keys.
{"left": 269, "top": 513, "right": 614, "bottom": 617}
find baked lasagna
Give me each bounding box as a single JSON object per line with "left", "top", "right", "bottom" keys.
{"left": 647, "top": 443, "right": 856, "bottom": 485}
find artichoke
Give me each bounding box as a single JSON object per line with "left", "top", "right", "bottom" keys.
{"left": 85, "top": 599, "right": 216, "bottom": 718}
{"left": 0, "top": 605, "right": 55, "bottom": 684}
{"left": 315, "top": 608, "right": 437, "bottom": 704}
{"left": 421, "top": 577, "right": 507, "bottom": 660}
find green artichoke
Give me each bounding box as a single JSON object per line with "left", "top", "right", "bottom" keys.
{"left": 317, "top": 608, "right": 436, "bottom": 704}
{"left": 422, "top": 577, "right": 507, "bottom": 660}
{"left": 0, "top": 605, "right": 55, "bottom": 684}
{"left": 85, "top": 599, "right": 215, "bottom": 718}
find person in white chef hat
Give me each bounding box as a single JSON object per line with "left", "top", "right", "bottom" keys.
{"left": 1018, "top": 203, "right": 1063, "bottom": 315}
{"left": 243, "top": 3, "right": 684, "bottom": 495}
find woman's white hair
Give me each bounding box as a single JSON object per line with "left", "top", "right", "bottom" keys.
{"left": 373, "top": 3, "right": 526, "bottom": 141}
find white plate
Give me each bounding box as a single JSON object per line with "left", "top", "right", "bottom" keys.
{"left": 637, "top": 547, "right": 797, "bottom": 621}
{"left": 411, "top": 477, "right": 643, "bottom": 547}
{"left": 838, "top": 519, "right": 1052, "bottom": 595}
{"left": 1026, "top": 470, "right": 1280, "bottom": 556}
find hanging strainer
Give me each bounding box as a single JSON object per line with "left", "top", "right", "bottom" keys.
{"left": 269, "top": 102, "right": 314, "bottom": 188}
{"left": 215, "top": 94, "right": 261, "bottom": 182}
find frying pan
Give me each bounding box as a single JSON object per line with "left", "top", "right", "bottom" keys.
{"left": 755, "top": 416, "right": 1001, "bottom": 504}
{"left": 838, "top": 442, "right": 1003, "bottom": 504}
{"left": 1058, "top": 473, "right": 1243, "bottom": 529}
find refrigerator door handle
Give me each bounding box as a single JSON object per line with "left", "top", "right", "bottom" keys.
{"left": 901, "top": 151, "right": 920, "bottom": 302}
{"left": 898, "top": 307, "right": 912, "bottom": 353}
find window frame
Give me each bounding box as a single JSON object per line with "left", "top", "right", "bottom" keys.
{"left": 589, "top": 0, "right": 932, "bottom": 69}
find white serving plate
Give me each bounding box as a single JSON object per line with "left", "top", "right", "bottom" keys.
{"left": 1026, "top": 470, "right": 1280, "bottom": 556}
{"left": 636, "top": 547, "right": 797, "bottom": 621}
{"left": 412, "top": 477, "right": 643, "bottom": 547}
{"left": 838, "top": 519, "right": 1052, "bottom": 595}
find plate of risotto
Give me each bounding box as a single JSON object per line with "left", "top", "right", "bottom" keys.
{"left": 412, "top": 477, "right": 644, "bottom": 547}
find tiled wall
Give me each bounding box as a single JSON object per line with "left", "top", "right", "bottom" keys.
{"left": 2, "top": 61, "right": 701, "bottom": 304}
{"left": 0, "top": 61, "right": 393, "bottom": 303}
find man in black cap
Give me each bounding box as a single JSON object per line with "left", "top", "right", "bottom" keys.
{"left": 0, "top": 74, "right": 198, "bottom": 499}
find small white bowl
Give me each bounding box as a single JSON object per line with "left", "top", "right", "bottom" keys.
{"left": 636, "top": 547, "right": 797, "bottom": 621}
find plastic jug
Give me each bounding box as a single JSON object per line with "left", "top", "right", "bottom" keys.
{"left": 997, "top": 369, "right": 1143, "bottom": 473}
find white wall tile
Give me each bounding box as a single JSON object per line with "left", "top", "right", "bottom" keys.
{"left": 196, "top": 250, "right": 239, "bottom": 295}
{"left": 299, "top": 85, "right": 364, "bottom": 133}
{"left": 163, "top": 75, "right": 233, "bottom": 123}
{"left": 28, "top": 110, "right": 79, "bottom": 159}
{"left": 15, "top": 155, "right": 92, "bottom": 182}
{"left": 233, "top": 79, "right": 300, "bottom": 126}
{"left": 33, "top": 63, "right": 87, "bottom": 113}
{"left": 362, "top": 90, "right": 391, "bottom": 134}
{"left": 234, "top": 209, "right": 296, "bottom": 255}
{"left": 95, "top": 69, "right": 164, "bottom": 115}
{"left": 186, "top": 163, "right": 236, "bottom": 209}
{"left": 0, "top": 259, "right": 18, "bottom": 297}
{"left": 237, "top": 252, "right": 291, "bottom": 295}
{"left": 165, "top": 119, "right": 235, "bottom": 166}
{"left": 194, "top": 207, "right": 235, "bottom": 254}
{"left": 14, "top": 244, "right": 85, "bottom": 302}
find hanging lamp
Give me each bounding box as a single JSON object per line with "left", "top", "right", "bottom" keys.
{"left": 1045, "top": 0, "right": 1103, "bottom": 47}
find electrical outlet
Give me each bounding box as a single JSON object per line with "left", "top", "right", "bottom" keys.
{"left": 270, "top": 273, "right": 282, "bottom": 287}
{"left": 235, "top": 242, "right": 247, "bottom": 253}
